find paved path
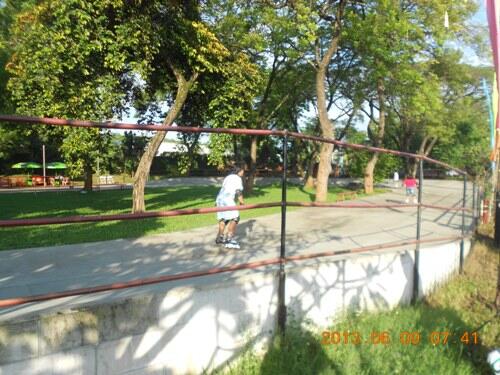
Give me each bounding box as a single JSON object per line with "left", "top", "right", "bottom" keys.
{"left": 0, "top": 180, "right": 473, "bottom": 320}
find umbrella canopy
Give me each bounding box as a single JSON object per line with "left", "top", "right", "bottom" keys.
{"left": 46, "top": 162, "right": 67, "bottom": 169}
{"left": 11, "top": 162, "right": 42, "bottom": 169}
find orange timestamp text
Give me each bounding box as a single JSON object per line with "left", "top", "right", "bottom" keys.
{"left": 321, "top": 330, "right": 480, "bottom": 346}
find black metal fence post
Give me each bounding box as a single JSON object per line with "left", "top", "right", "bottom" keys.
{"left": 412, "top": 158, "right": 424, "bottom": 303}
{"left": 459, "top": 175, "right": 467, "bottom": 273}
{"left": 472, "top": 182, "right": 477, "bottom": 231}
{"left": 278, "top": 131, "right": 288, "bottom": 335}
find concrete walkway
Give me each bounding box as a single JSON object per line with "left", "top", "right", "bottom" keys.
{"left": 0, "top": 180, "right": 473, "bottom": 320}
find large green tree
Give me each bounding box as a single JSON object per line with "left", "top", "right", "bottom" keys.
{"left": 6, "top": 0, "right": 252, "bottom": 212}
{"left": 430, "top": 58, "right": 491, "bottom": 177}
{"left": 0, "top": 0, "right": 59, "bottom": 174}
{"left": 342, "top": 0, "right": 478, "bottom": 192}
{"left": 298, "top": 0, "right": 348, "bottom": 202}
{"left": 204, "top": 0, "right": 316, "bottom": 192}
{"left": 7, "top": 0, "right": 140, "bottom": 189}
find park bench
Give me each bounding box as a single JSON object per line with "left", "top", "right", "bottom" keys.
{"left": 99, "top": 175, "right": 114, "bottom": 184}
{"left": 336, "top": 191, "right": 357, "bottom": 202}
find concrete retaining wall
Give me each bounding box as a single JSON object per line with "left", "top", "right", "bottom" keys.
{"left": 0, "top": 240, "right": 470, "bottom": 375}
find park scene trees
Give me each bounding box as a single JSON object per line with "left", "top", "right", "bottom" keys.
{"left": 0, "top": 0, "right": 491, "bottom": 209}
{"left": 0, "top": 2, "right": 499, "bottom": 374}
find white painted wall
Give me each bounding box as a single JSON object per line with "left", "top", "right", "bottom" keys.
{"left": 0, "top": 240, "right": 471, "bottom": 375}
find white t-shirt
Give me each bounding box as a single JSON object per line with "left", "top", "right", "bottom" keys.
{"left": 217, "top": 174, "right": 243, "bottom": 203}
{"left": 216, "top": 174, "right": 243, "bottom": 221}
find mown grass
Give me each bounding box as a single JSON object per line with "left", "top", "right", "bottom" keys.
{"left": 0, "top": 183, "right": 357, "bottom": 251}
{"left": 214, "top": 225, "right": 499, "bottom": 375}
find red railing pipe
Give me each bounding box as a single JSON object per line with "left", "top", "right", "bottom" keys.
{"left": 0, "top": 115, "right": 467, "bottom": 176}
{"left": 0, "top": 235, "right": 466, "bottom": 308}
{"left": 0, "top": 115, "right": 285, "bottom": 136}
{"left": 0, "top": 202, "right": 471, "bottom": 228}
{"left": 0, "top": 203, "right": 282, "bottom": 227}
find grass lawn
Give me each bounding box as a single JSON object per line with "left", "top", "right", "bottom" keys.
{"left": 215, "top": 225, "right": 499, "bottom": 375}
{"left": 0, "top": 183, "right": 356, "bottom": 251}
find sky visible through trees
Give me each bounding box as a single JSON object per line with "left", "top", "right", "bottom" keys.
{"left": 0, "top": 0, "right": 494, "bottom": 208}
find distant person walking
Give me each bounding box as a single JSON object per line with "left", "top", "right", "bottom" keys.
{"left": 393, "top": 171, "right": 399, "bottom": 187}
{"left": 403, "top": 175, "right": 418, "bottom": 204}
{"left": 215, "top": 165, "right": 245, "bottom": 249}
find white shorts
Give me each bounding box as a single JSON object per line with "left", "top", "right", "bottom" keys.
{"left": 216, "top": 196, "right": 239, "bottom": 221}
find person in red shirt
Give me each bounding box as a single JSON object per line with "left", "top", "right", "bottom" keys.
{"left": 403, "top": 175, "right": 418, "bottom": 204}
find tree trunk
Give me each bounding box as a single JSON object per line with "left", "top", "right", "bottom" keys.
{"left": 132, "top": 69, "right": 198, "bottom": 213}
{"left": 409, "top": 161, "right": 418, "bottom": 177}
{"left": 315, "top": 59, "right": 334, "bottom": 202}
{"left": 409, "top": 135, "right": 437, "bottom": 177}
{"left": 303, "top": 155, "right": 316, "bottom": 189}
{"left": 316, "top": 142, "right": 333, "bottom": 200}
{"left": 83, "top": 163, "right": 93, "bottom": 191}
{"left": 245, "top": 136, "right": 258, "bottom": 193}
{"left": 313, "top": 3, "right": 345, "bottom": 201}
{"left": 364, "top": 154, "right": 378, "bottom": 194}
{"left": 363, "top": 77, "right": 385, "bottom": 194}
{"left": 418, "top": 135, "right": 437, "bottom": 158}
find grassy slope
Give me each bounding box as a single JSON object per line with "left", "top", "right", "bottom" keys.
{"left": 216, "top": 225, "right": 499, "bottom": 375}
{"left": 0, "top": 184, "right": 352, "bottom": 250}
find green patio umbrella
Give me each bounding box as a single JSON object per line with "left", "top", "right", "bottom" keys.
{"left": 46, "top": 162, "right": 67, "bottom": 170}
{"left": 11, "top": 162, "right": 42, "bottom": 184}
{"left": 11, "top": 162, "right": 42, "bottom": 169}
{"left": 46, "top": 162, "right": 67, "bottom": 186}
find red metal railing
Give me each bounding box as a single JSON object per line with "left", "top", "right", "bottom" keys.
{"left": 0, "top": 202, "right": 470, "bottom": 228}
{"left": 0, "top": 115, "right": 477, "bottom": 310}
{"left": 0, "top": 115, "right": 467, "bottom": 175}
{"left": 0, "top": 235, "right": 467, "bottom": 308}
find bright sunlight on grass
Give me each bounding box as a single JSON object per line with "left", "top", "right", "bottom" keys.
{"left": 214, "top": 224, "right": 499, "bottom": 375}
{"left": 0, "top": 184, "right": 354, "bottom": 251}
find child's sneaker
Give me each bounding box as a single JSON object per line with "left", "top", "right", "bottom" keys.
{"left": 225, "top": 238, "right": 240, "bottom": 249}
{"left": 215, "top": 235, "right": 226, "bottom": 245}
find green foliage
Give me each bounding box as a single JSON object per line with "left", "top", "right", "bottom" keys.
{"left": 347, "top": 149, "right": 402, "bottom": 182}
{"left": 207, "top": 53, "right": 263, "bottom": 168}
{"left": 5, "top": 0, "right": 240, "bottom": 182}
{"left": 120, "top": 131, "right": 149, "bottom": 176}
{"left": 0, "top": 0, "right": 489, "bottom": 183}
{"left": 431, "top": 99, "right": 490, "bottom": 177}
{"left": 215, "top": 235, "right": 499, "bottom": 375}
{"left": 345, "top": 129, "right": 402, "bottom": 181}
{"left": 427, "top": 54, "right": 491, "bottom": 177}
{"left": 6, "top": 0, "right": 134, "bottom": 178}
{"left": 216, "top": 305, "right": 484, "bottom": 374}
{"left": 203, "top": 0, "right": 316, "bottom": 171}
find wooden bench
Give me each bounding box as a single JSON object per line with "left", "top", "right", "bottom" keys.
{"left": 336, "top": 191, "right": 357, "bottom": 202}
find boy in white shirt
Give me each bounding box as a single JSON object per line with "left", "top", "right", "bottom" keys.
{"left": 215, "top": 166, "right": 245, "bottom": 249}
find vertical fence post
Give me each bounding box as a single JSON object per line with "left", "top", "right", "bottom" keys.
{"left": 472, "top": 182, "right": 477, "bottom": 231}
{"left": 412, "top": 158, "right": 424, "bottom": 303}
{"left": 278, "top": 131, "right": 288, "bottom": 335}
{"left": 459, "top": 175, "right": 467, "bottom": 273}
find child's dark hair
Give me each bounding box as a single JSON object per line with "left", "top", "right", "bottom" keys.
{"left": 230, "top": 164, "right": 245, "bottom": 175}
